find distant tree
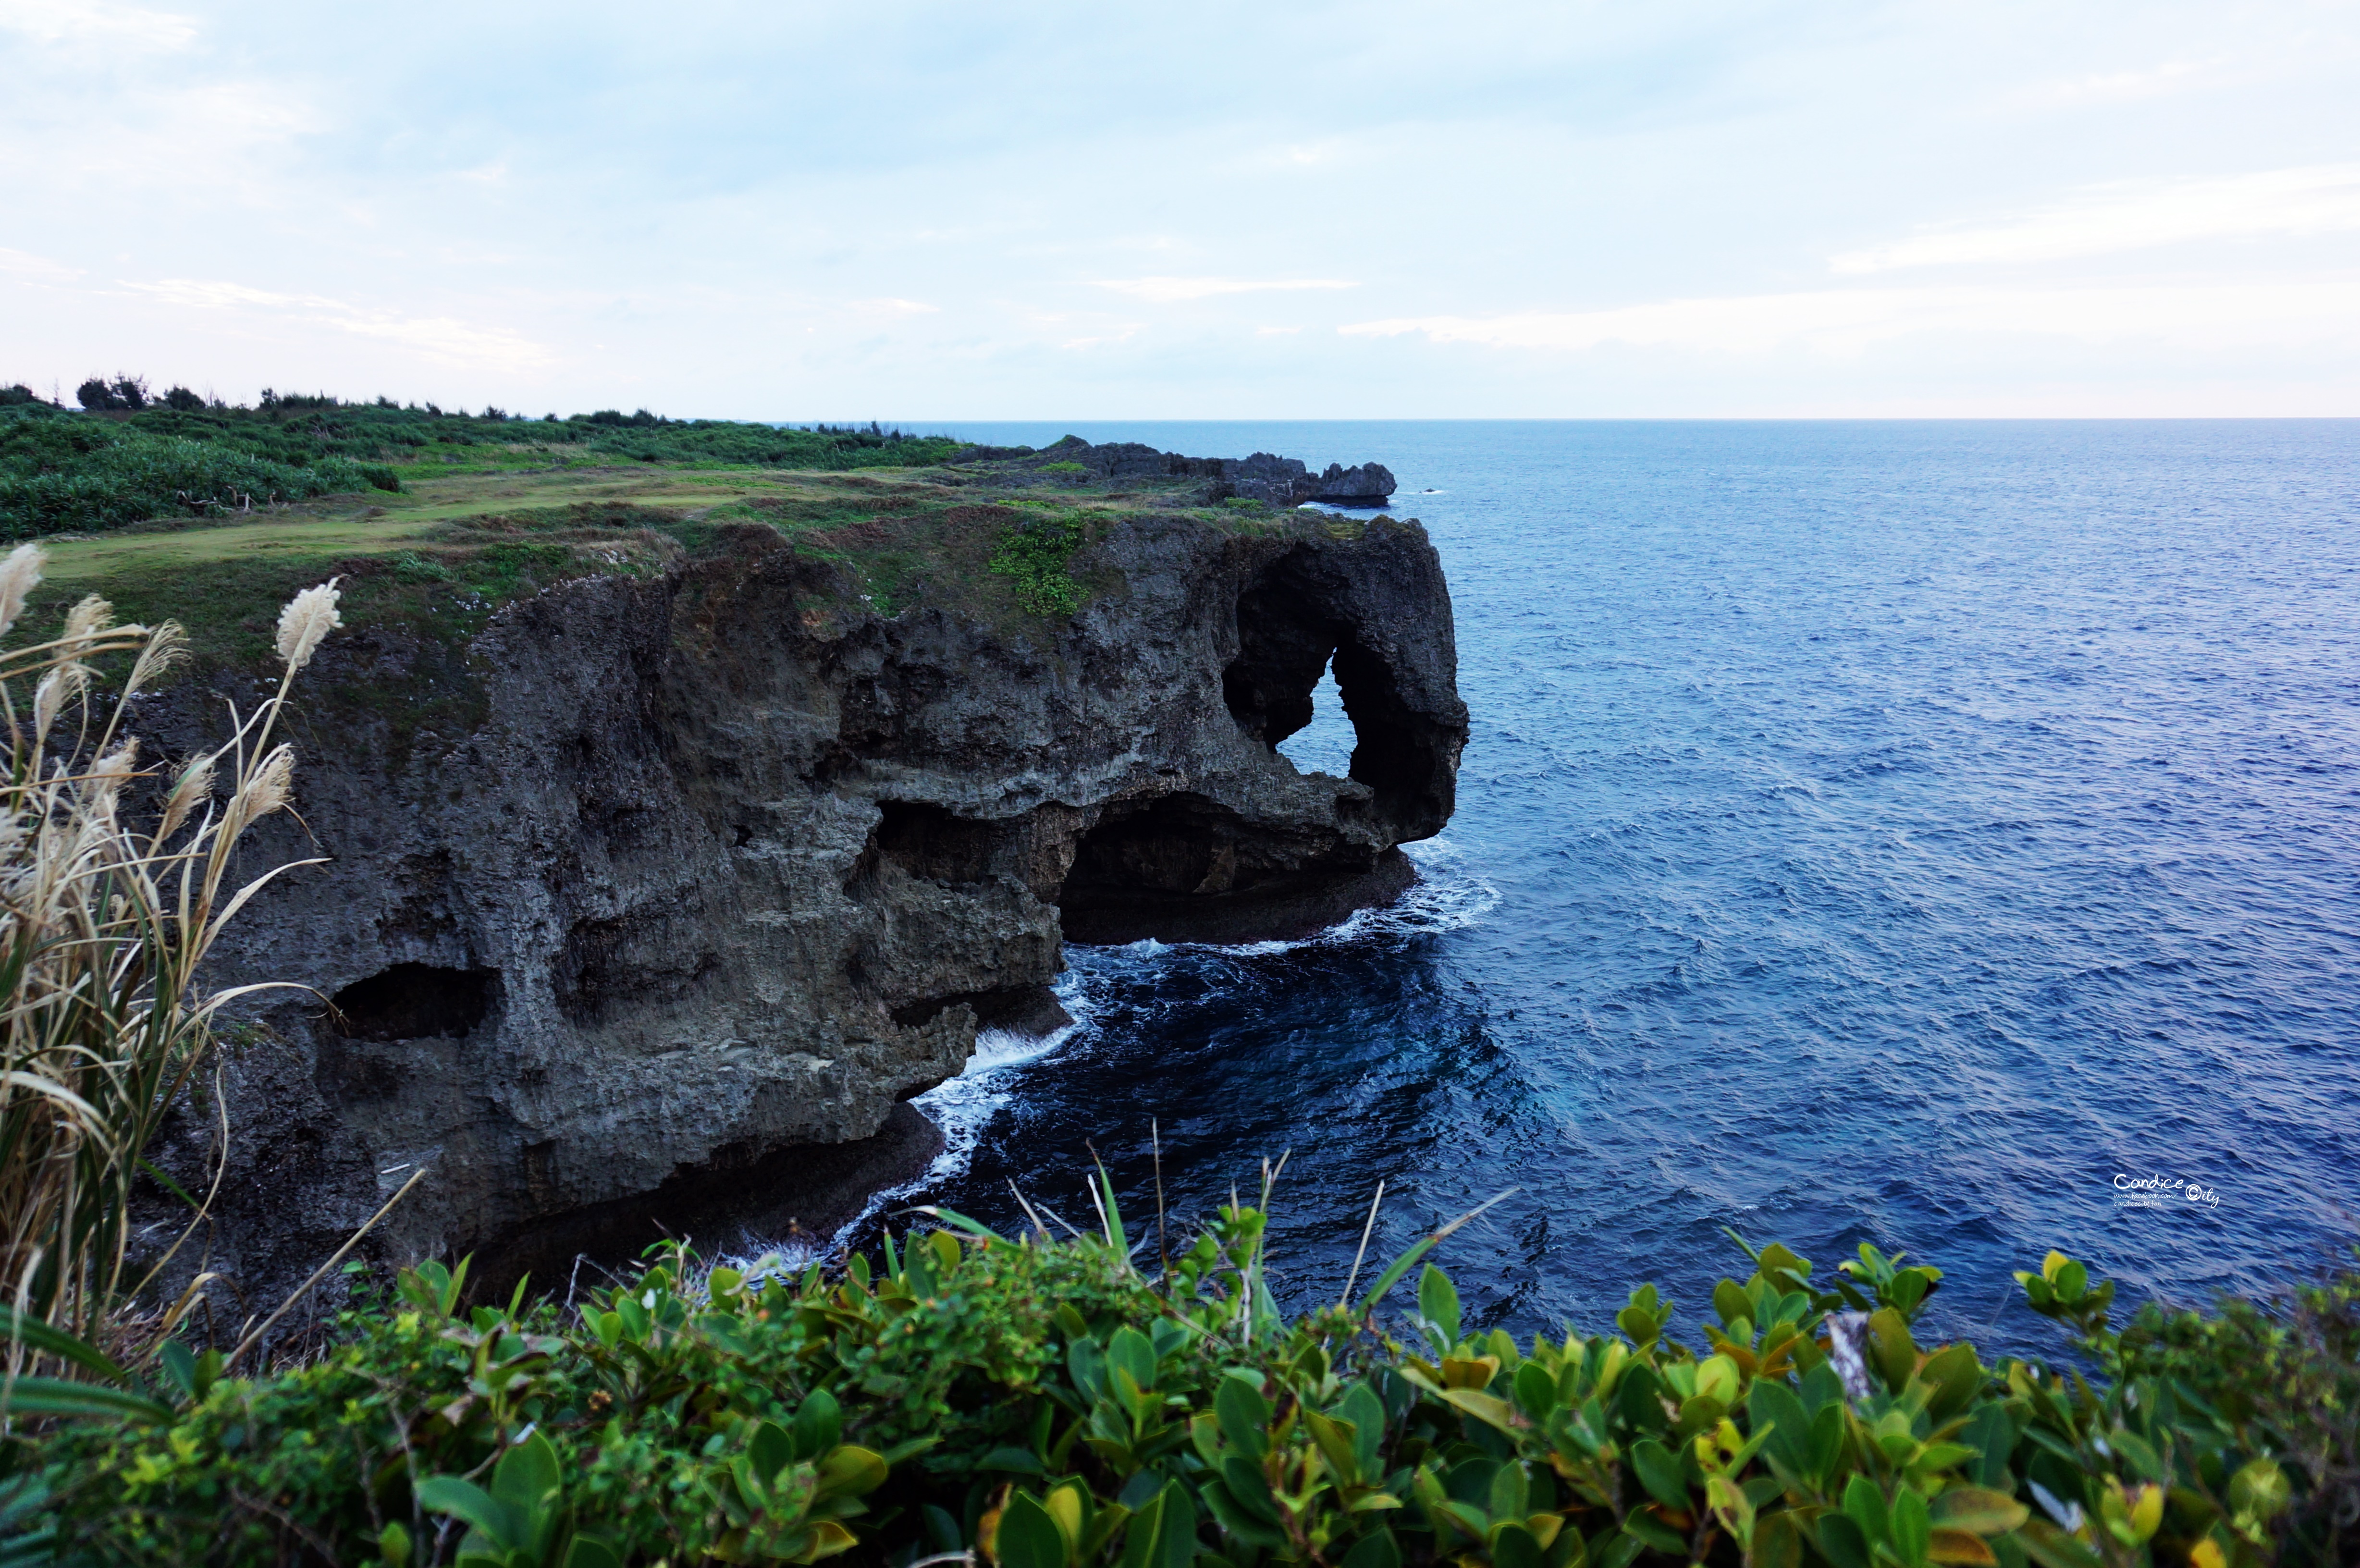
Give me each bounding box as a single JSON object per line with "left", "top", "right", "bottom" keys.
{"left": 162, "top": 385, "right": 205, "bottom": 411}
{"left": 479, "top": 405, "right": 507, "bottom": 421}
{"left": 0, "top": 385, "right": 40, "bottom": 407}
{"left": 75, "top": 377, "right": 151, "bottom": 411}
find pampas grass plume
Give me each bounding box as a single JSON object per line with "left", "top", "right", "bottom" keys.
{"left": 0, "top": 544, "right": 41, "bottom": 640}
{"left": 275, "top": 579, "right": 342, "bottom": 672}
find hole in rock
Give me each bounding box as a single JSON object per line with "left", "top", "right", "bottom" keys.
{"left": 1275, "top": 659, "right": 1353, "bottom": 777}
{"left": 330, "top": 964, "right": 496, "bottom": 1041}
{"left": 1221, "top": 547, "right": 1452, "bottom": 835}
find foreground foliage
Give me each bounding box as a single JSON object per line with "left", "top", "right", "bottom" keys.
{"left": 0, "top": 546, "right": 336, "bottom": 1347}
{"left": 12, "top": 1177, "right": 2356, "bottom": 1568}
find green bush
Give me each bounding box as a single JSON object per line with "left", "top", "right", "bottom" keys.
{"left": 15, "top": 1182, "right": 2356, "bottom": 1568}
{"left": 990, "top": 514, "right": 1092, "bottom": 617}
{"left": 0, "top": 405, "right": 396, "bottom": 536}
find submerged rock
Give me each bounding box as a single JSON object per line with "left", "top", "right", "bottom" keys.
{"left": 147, "top": 465, "right": 1463, "bottom": 1309}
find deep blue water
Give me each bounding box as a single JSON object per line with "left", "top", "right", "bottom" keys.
{"left": 884, "top": 420, "right": 2360, "bottom": 1350}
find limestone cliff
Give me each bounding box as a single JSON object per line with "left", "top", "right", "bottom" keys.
{"left": 141, "top": 454, "right": 1465, "bottom": 1305}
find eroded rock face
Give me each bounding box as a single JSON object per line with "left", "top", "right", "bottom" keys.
{"left": 152, "top": 504, "right": 1463, "bottom": 1307}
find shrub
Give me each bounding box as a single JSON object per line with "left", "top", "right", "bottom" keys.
{"left": 16, "top": 1172, "right": 2355, "bottom": 1568}
{"left": 74, "top": 378, "right": 147, "bottom": 413}
{"left": 990, "top": 514, "right": 1092, "bottom": 617}
{"left": 0, "top": 412, "right": 401, "bottom": 536}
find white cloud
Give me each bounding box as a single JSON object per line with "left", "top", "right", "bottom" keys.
{"left": 1832, "top": 165, "right": 2360, "bottom": 273}
{"left": 1092, "top": 276, "right": 1358, "bottom": 303}
{"left": 848, "top": 297, "right": 940, "bottom": 318}
{"left": 122, "top": 278, "right": 552, "bottom": 370}
{"left": 0, "top": 0, "right": 196, "bottom": 49}
{"left": 1341, "top": 279, "right": 2360, "bottom": 356}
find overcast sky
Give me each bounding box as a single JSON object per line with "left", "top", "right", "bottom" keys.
{"left": 5, "top": 0, "right": 2358, "bottom": 417}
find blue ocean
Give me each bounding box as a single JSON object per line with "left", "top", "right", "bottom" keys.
{"left": 885, "top": 419, "right": 2360, "bottom": 1350}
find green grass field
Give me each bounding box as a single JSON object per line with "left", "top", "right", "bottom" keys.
{"left": 22, "top": 456, "right": 1306, "bottom": 677}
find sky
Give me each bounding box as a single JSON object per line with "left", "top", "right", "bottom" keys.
{"left": 4, "top": 0, "right": 2358, "bottom": 418}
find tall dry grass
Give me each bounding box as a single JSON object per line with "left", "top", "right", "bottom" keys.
{"left": 0, "top": 543, "right": 337, "bottom": 1366}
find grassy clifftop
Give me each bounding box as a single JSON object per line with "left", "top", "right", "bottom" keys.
{"left": 9, "top": 415, "right": 1351, "bottom": 669}
{"left": 0, "top": 392, "right": 963, "bottom": 537}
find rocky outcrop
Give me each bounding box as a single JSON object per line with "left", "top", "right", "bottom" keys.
{"left": 146, "top": 487, "right": 1463, "bottom": 1311}
{"left": 1309, "top": 462, "right": 1397, "bottom": 506}
{"left": 951, "top": 439, "right": 1397, "bottom": 508}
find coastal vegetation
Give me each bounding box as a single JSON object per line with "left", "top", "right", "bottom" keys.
{"left": 0, "top": 386, "right": 963, "bottom": 539}
{"left": 11, "top": 1178, "right": 2359, "bottom": 1567}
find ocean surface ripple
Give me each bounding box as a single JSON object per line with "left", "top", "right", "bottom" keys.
{"left": 881, "top": 419, "right": 2360, "bottom": 1350}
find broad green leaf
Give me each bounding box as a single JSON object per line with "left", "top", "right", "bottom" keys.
{"left": 1200, "top": 1477, "right": 1287, "bottom": 1549}
{"left": 792, "top": 1388, "right": 842, "bottom": 1460}
{"left": 814, "top": 1446, "right": 887, "bottom": 1500}
{"left": 1106, "top": 1326, "right": 1156, "bottom": 1399}
{"left": 1219, "top": 1457, "right": 1283, "bottom": 1525}
{"left": 1513, "top": 1360, "right": 1558, "bottom": 1421}
{"left": 1340, "top": 1381, "right": 1387, "bottom": 1475}
{"left": 1304, "top": 1409, "right": 1361, "bottom": 1488}
{"left": 1753, "top": 1512, "right": 1806, "bottom": 1568}
{"left": 1215, "top": 1375, "right": 1270, "bottom": 1460}
{"left": 416, "top": 1477, "right": 525, "bottom": 1552}
{"left": 1929, "top": 1486, "right": 2028, "bottom": 1535}
{"left": 996, "top": 1492, "right": 1069, "bottom": 1568}
{"left": 1891, "top": 1488, "right": 1932, "bottom": 1568}
{"left": 1338, "top": 1528, "right": 1400, "bottom": 1568}
{"left": 1629, "top": 1438, "right": 1689, "bottom": 1510}
{"left": 1960, "top": 1403, "right": 2015, "bottom": 1490}
{"left": 1867, "top": 1308, "right": 1917, "bottom": 1395}
{"left": 750, "top": 1420, "right": 793, "bottom": 1482}
{"left": 2015, "top": 1519, "right": 2103, "bottom": 1568}
{"left": 1918, "top": 1343, "right": 1983, "bottom": 1424}
{"left": 1118, "top": 1482, "right": 1197, "bottom": 1568}
{"left": 1441, "top": 1388, "right": 1520, "bottom": 1435}
{"left": 563, "top": 1537, "right": 624, "bottom": 1568}
{"left": 1843, "top": 1475, "right": 1890, "bottom": 1545}
{"left": 1747, "top": 1380, "right": 1813, "bottom": 1477}
{"left": 1418, "top": 1264, "right": 1462, "bottom": 1348}
{"left": 1815, "top": 1512, "right": 1872, "bottom": 1568}
{"left": 1491, "top": 1521, "right": 1544, "bottom": 1568}
{"left": 1926, "top": 1528, "right": 1999, "bottom": 1566}
{"left": 490, "top": 1431, "right": 562, "bottom": 1513}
